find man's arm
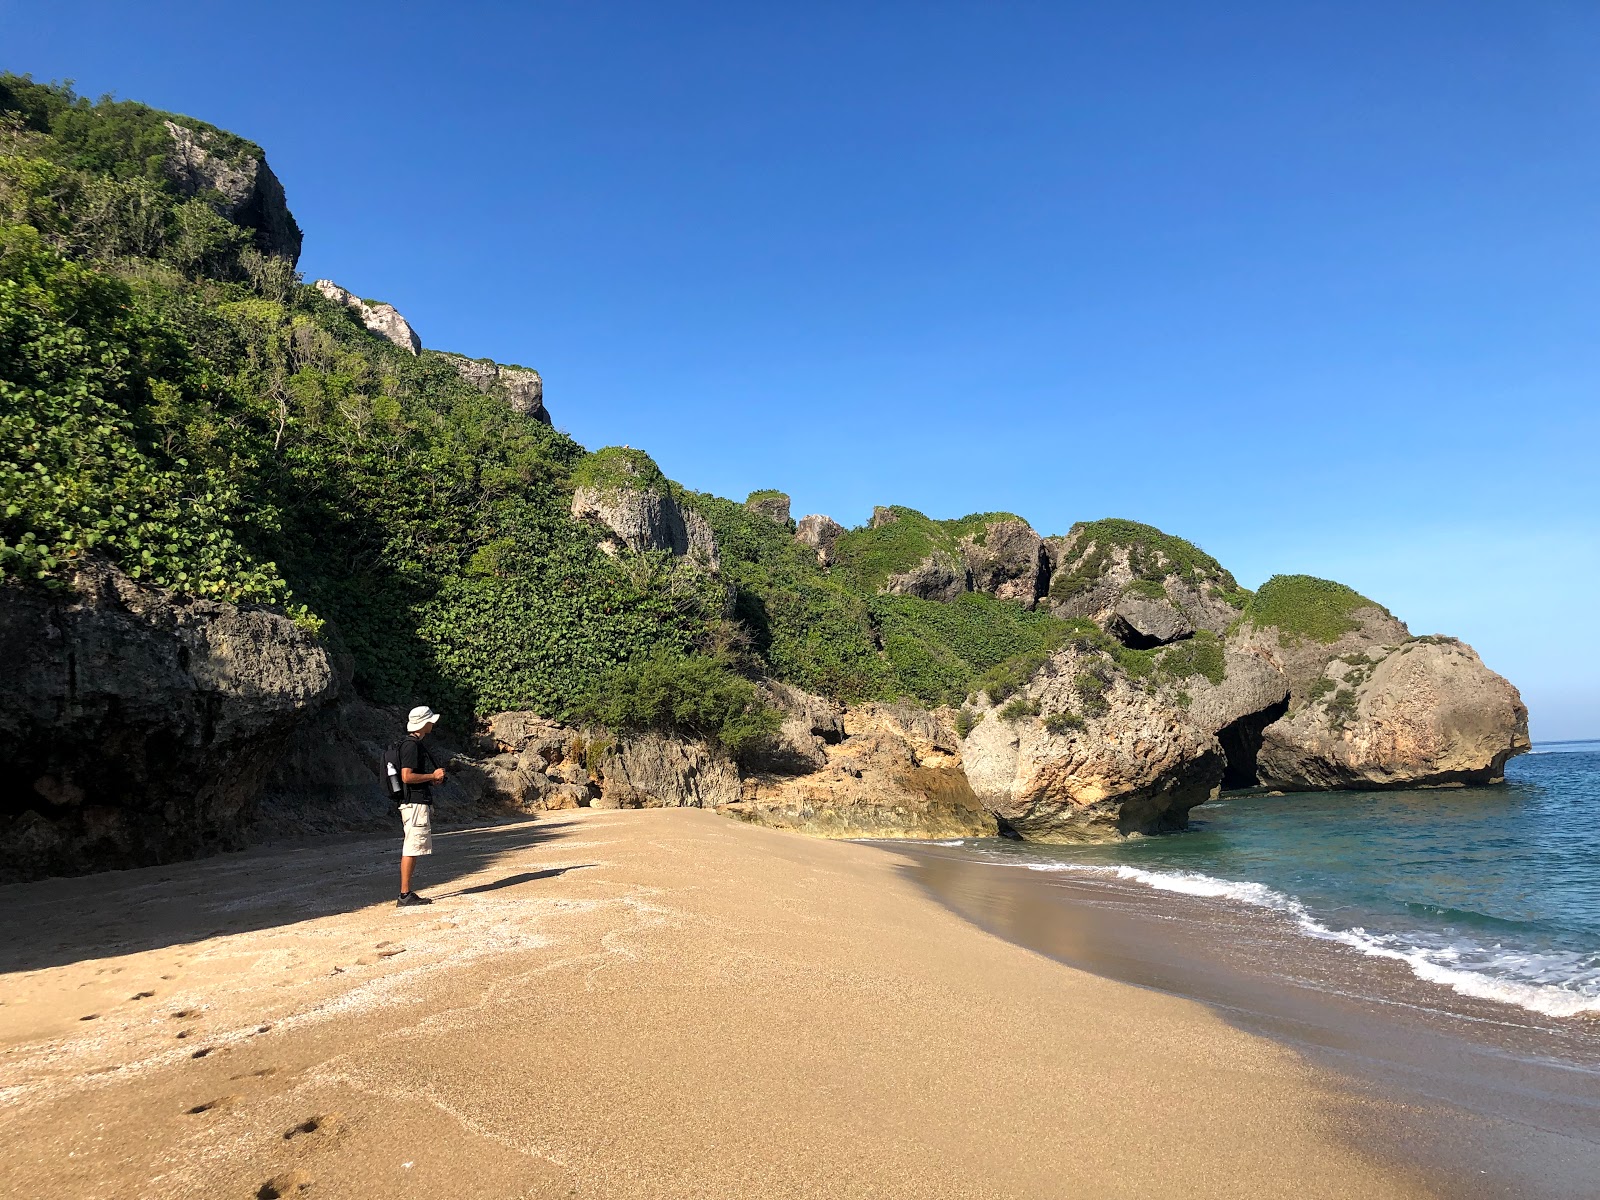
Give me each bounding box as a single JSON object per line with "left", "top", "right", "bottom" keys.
{"left": 401, "top": 767, "right": 445, "bottom": 785}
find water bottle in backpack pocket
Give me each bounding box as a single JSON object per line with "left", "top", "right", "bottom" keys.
{"left": 382, "top": 742, "right": 406, "bottom": 804}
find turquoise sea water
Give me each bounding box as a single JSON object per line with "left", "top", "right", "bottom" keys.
{"left": 945, "top": 741, "right": 1600, "bottom": 1017}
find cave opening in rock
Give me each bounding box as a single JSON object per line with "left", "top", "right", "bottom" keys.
{"left": 1216, "top": 697, "right": 1289, "bottom": 788}
{"left": 1033, "top": 545, "right": 1052, "bottom": 607}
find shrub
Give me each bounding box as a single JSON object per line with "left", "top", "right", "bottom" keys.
{"left": 1043, "top": 710, "right": 1084, "bottom": 735}
{"left": 574, "top": 647, "right": 781, "bottom": 760}
{"left": 953, "top": 706, "right": 980, "bottom": 738}
{"left": 1245, "top": 575, "right": 1387, "bottom": 645}
{"left": 999, "top": 696, "right": 1041, "bottom": 721}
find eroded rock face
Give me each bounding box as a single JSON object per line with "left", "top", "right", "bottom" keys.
{"left": 795, "top": 514, "right": 845, "bottom": 567}
{"left": 1232, "top": 613, "right": 1530, "bottom": 789}
{"left": 441, "top": 353, "right": 548, "bottom": 424}
{"left": 731, "top": 702, "right": 996, "bottom": 839}
{"left": 571, "top": 483, "right": 720, "bottom": 570}
{"left": 0, "top": 563, "right": 336, "bottom": 882}
{"left": 163, "top": 120, "right": 302, "bottom": 263}
{"left": 960, "top": 518, "right": 1046, "bottom": 606}
{"left": 742, "top": 682, "right": 845, "bottom": 775}
{"left": 745, "top": 492, "right": 793, "bottom": 527}
{"left": 595, "top": 732, "right": 741, "bottom": 810}
{"left": 1158, "top": 646, "right": 1291, "bottom": 789}
{"left": 960, "top": 644, "right": 1224, "bottom": 841}
{"left": 884, "top": 550, "right": 966, "bottom": 602}
{"left": 1044, "top": 526, "right": 1242, "bottom": 646}
{"left": 314, "top": 280, "right": 421, "bottom": 355}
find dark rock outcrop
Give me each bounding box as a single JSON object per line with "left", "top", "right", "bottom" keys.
{"left": 314, "top": 280, "right": 421, "bottom": 355}
{"left": 883, "top": 551, "right": 966, "bottom": 602}
{"left": 0, "top": 563, "right": 336, "bottom": 882}
{"left": 163, "top": 119, "right": 302, "bottom": 263}
{"left": 440, "top": 353, "right": 548, "bottom": 424}
{"left": 795, "top": 514, "right": 845, "bottom": 567}
{"left": 959, "top": 518, "right": 1047, "bottom": 606}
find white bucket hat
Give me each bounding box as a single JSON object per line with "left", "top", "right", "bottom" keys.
{"left": 407, "top": 705, "right": 440, "bottom": 733}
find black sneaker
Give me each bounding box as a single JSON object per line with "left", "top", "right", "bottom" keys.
{"left": 396, "top": 892, "right": 433, "bottom": 908}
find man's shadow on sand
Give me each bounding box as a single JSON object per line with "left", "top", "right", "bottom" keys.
{"left": 0, "top": 816, "right": 594, "bottom": 975}
{"left": 436, "top": 863, "right": 596, "bottom": 898}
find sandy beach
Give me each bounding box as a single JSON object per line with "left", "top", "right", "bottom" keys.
{"left": 0, "top": 808, "right": 1554, "bottom": 1199}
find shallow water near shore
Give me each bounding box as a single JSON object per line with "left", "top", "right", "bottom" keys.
{"left": 926, "top": 741, "right": 1600, "bottom": 1018}
{"left": 886, "top": 752, "right": 1600, "bottom": 1197}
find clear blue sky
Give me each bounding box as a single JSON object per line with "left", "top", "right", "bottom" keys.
{"left": 6, "top": 1, "right": 1597, "bottom": 739}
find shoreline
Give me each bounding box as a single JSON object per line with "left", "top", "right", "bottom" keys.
{"left": 891, "top": 838, "right": 1600, "bottom": 1195}
{"left": 0, "top": 808, "right": 1579, "bottom": 1198}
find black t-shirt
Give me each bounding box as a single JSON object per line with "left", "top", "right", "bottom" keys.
{"left": 398, "top": 735, "right": 436, "bottom": 804}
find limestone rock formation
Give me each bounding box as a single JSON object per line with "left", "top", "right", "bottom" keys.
{"left": 731, "top": 702, "right": 997, "bottom": 839}
{"left": 163, "top": 120, "right": 302, "bottom": 263}
{"left": 1044, "top": 520, "right": 1245, "bottom": 647}
{"left": 883, "top": 550, "right": 966, "bottom": 602}
{"left": 795, "top": 514, "right": 844, "bottom": 567}
{"left": 1156, "top": 643, "right": 1291, "bottom": 789}
{"left": 594, "top": 732, "right": 741, "bottom": 810}
{"left": 742, "top": 682, "right": 846, "bottom": 774}
{"left": 0, "top": 562, "right": 336, "bottom": 882}
{"left": 1230, "top": 585, "right": 1529, "bottom": 789}
{"left": 959, "top": 517, "right": 1047, "bottom": 606}
{"left": 314, "top": 280, "right": 421, "bottom": 355}
{"left": 570, "top": 452, "right": 720, "bottom": 570}
{"left": 745, "top": 490, "right": 793, "bottom": 527}
{"left": 959, "top": 642, "right": 1224, "bottom": 841}
{"left": 440, "top": 353, "right": 548, "bottom": 424}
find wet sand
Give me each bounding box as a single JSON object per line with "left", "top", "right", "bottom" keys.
{"left": 894, "top": 841, "right": 1600, "bottom": 1198}
{"left": 0, "top": 808, "right": 1546, "bottom": 1198}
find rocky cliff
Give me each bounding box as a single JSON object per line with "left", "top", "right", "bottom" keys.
{"left": 314, "top": 280, "right": 421, "bottom": 354}
{"left": 570, "top": 447, "right": 720, "bottom": 569}
{"left": 440, "top": 352, "right": 549, "bottom": 424}
{"left": 163, "top": 119, "right": 303, "bottom": 264}
{"left": 0, "top": 563, "right": 336, "bottom": 883}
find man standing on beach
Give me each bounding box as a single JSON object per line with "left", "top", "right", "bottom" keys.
{"left": 397, "top": 705, "right": 445, "bottom": 908}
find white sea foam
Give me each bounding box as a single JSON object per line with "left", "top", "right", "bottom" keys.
{"left": 1014, "top": 858, "right": 1600, "bottom": 1019}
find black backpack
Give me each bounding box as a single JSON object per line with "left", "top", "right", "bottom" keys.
{"left": 382, "top": 741, "right": 407, "bottom": 804}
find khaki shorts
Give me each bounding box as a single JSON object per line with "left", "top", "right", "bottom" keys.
{"left": 399, "top": 803, "right": 433, "bottom": 856}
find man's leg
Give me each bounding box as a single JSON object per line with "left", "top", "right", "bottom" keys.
{"left": 400, "top": 854, "right": 415, "bottom": 896}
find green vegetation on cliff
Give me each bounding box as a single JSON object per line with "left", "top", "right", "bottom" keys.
{"left": 0, "top": 76, "right": 1270, "bottom": 746}
{"left": 1245, "top": 575, "right": 1386, "bottom": 645}
{"left": 831, "top": 506, "right": 1023, "bottom": 592}
{"left": 1049, "top": 518, "right": 1249, "bottom": 607}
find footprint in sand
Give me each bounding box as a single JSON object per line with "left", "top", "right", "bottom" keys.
{"left": 190, "top": 1047, "right": 215, "bottom": 1059}
{"left": 129, "top": 990, "right": 155, "bottom": 1001}
{"left": 256, "top": 1170, "right": 312, "bottom": 1198}
{"left": 79, "top": 1013, "right": 99, "bottom": 1022}
{"left": 186, "top": 1095, "right": 235, "bottom": 1115}
{"left": 230, "top": 1066, "right": 278, "bottom": 1081}
{"left": 282, "top": 1111, "right": 343, "bottom": 1142}
{"left": 170, "top": 1009, "right": 194, "bottom": 1019}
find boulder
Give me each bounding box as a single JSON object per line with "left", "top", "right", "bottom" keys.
{"left": 959, "top": 641, "right": 1225, "bottom": 841}
{"left": 595, "top": 732, "right": 741, "bottom": 810}
{"left": 1043, "top": 520, "right": 1245, "bottom": 646}
{"left": 795, "top": 514, "right": 845, "bottom": 567}
{"left": 440, "top": 353, "right": 549, "bottom": 424}
{"left": 959, "top": 518, "right": 1046, "bottom": 606}
{"left": 742, "top": 682, "right": 846, "bottom": 774}
{"left": 731, "top": 702, "right": 996, "bottom": 839}
{"left": 570, "top": 452, "right": 720, "bottom": 570}
{"left": 314, "top": 280, "right": 421, "bottom": 355}
{"left": 163, "top": 119, "right": 302, "bottom": 263}
{"left": 883, "top": 550, "right": 966, "bottom": 602}
{"left": 745, "top": 491, "right": 793, "bottom": 527}
{"left": 0, "top": 562, "right": 336, "bottom": 882}
{"left": 1232, "top": 614, "right": 1529, "bottom": 789}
